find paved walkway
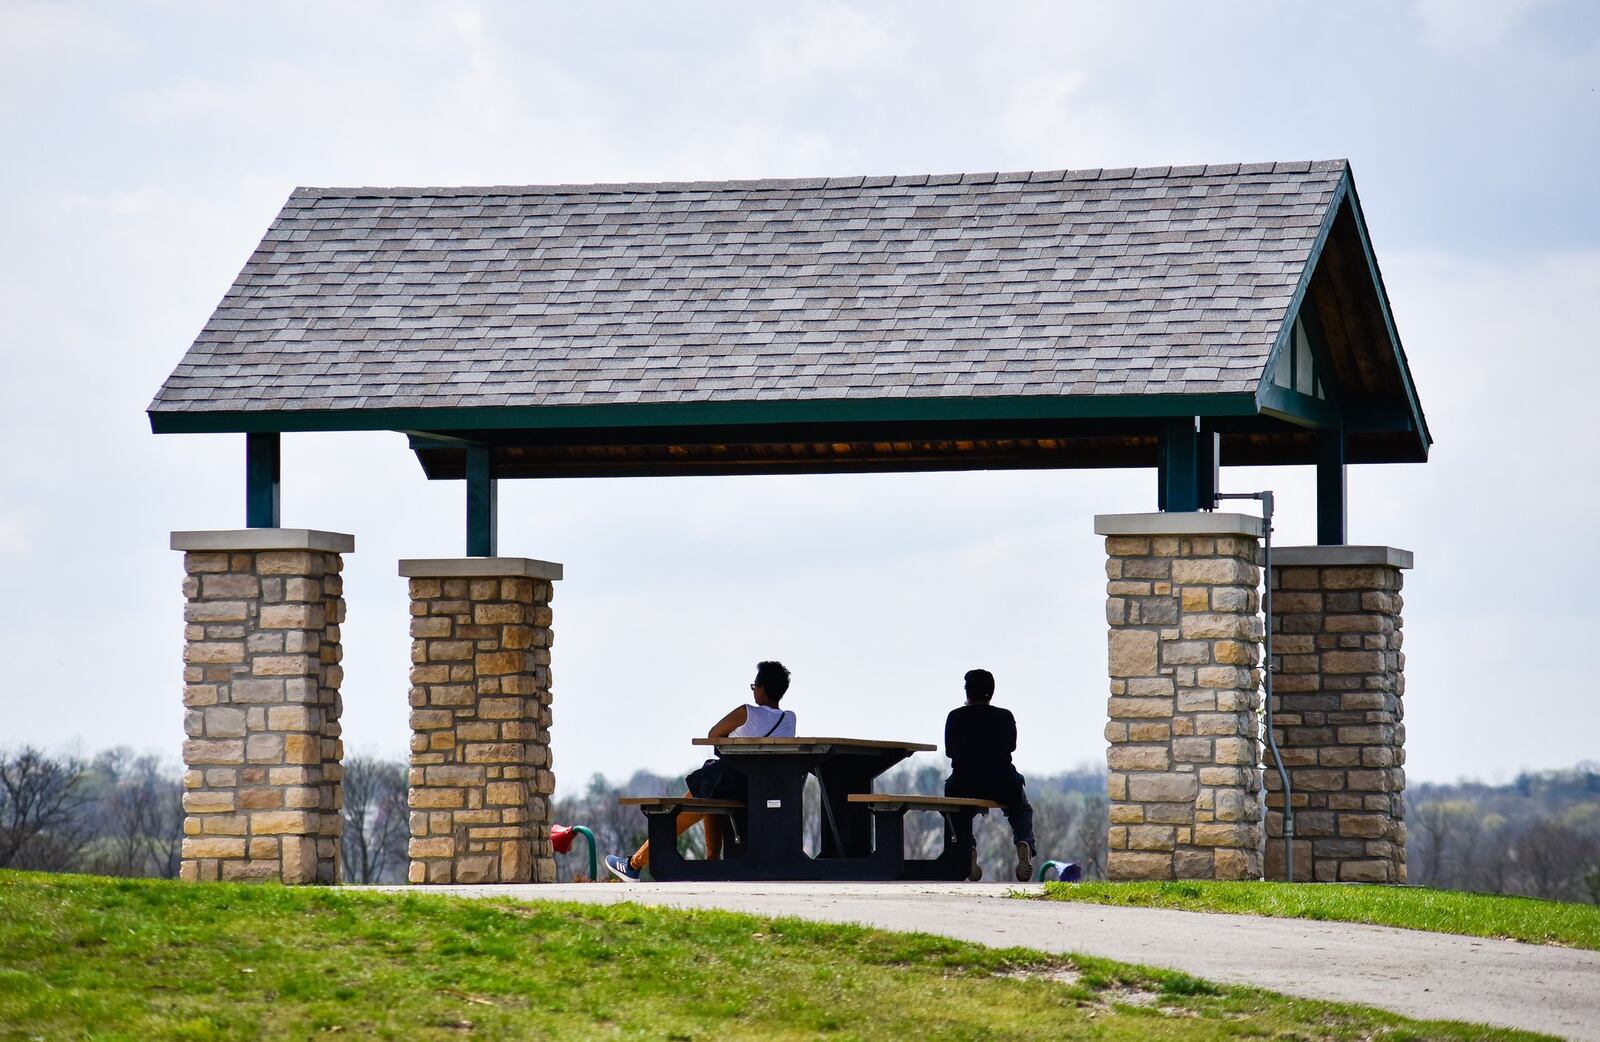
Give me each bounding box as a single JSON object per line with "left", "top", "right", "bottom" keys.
{"left": 403, "top": 882, "right": 1600, "bottom": 1041}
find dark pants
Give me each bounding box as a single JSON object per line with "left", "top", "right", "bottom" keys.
{"left": 946, "top": 772, "right": 1035, "bottom": 853}
{"left": 686, "top": 758, "right": 748, "bottom": 855}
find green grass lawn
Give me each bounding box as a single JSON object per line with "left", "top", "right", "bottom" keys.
{"left": 0, "top": 872, "right": 1553, "bottom": 1042}
{"left": 1038, "top": 880, "right": 1600, "bottom": 951}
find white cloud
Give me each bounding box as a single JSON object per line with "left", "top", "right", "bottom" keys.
{"left": 749, "top": 3, "right": 907, "bottom": 85}
{"left": 671, "top": 120, "right": 850, "bottom": 180}
{"left": 56, "top": 185, "right": 161, "bottom": 217}
{"left": 0, "top": 517, "right": 30, "bottom": 557}
{"left": 119, "top": 74, "right": 235, "bottom": 126}
{"left": 1414, "top": 0, "right": 1546, "bottom": 52}
{"left": 0, "top": 1, "right": 130, "bottom": 60}
{"left": 996, "top": 69, "right": 1137, "bottom": 170}
{"left": 114, "top": 8, "right": 617, "bottom": 187}
{"left": 999, "top": 71, "right": 1080, "bottom": 151}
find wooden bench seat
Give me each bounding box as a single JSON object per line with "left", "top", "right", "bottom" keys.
{"left": 847, "top": 793, "right": 996, "bottom": 882}
{"left": 618, "top": 796, "right": 744, "bottom": 813}
{"left": 846, "top": 794, "right": 1000, "bottom": 811}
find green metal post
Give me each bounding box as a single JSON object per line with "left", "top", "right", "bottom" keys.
{"left": 245, "top": 432, "right": 280, "bottom": 528}
{"left": 465, "top": 444, "right": 498, "bottom": 557}
{"left": 573, "top": 825, "right": 597, "bottom": 882}
{"left": 1160, "top": 418, "right": 1202, "bottom": 512}
{"left": 1317, "top": 428, "right": 1347, "bottom": 545}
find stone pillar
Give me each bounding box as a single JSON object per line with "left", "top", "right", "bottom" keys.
{"left": 1097, "top": 513, "right": 1265, "bottom": 881}
{"left": 1267, "top": 546, "right": 1411, "bottom": 883}
{"left": 401, "top": 558, "right": 562, "bottom": 885}
{"left": 172, "top": 529, "right": 351, "bottom": 884}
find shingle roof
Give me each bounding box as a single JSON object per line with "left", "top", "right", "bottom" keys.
{"left": 149, "top": 160, "right": 1349, "bottom": 417}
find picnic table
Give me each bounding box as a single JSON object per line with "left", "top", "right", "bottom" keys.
{"left": 620, "top": 737, "right": 998, "bottom": 882}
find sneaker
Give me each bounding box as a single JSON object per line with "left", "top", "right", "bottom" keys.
{"left": 605, "top": 854, "right": 641, "bottom": 882}
{"left": 1014, "top": 840, "right": 1035, "bottom": 883}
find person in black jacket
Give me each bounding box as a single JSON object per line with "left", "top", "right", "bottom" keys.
{"left": 944, "top": 668, "right": 1037, "bottom": 881}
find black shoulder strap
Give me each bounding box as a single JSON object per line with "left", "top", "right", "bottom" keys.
{"left": 762, "top": 709, "right": 788, "bottom": 737}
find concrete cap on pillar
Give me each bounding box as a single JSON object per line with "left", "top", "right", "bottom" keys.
{"left": 1093, "top": 512, "right": 1264, "bottom": 538}
{"left": 399, "top": 557, "right": 563, "bottom": 580}
{"left": 171, "top": 529, "right": 354, "bottom": 552}
{"left": 1272, "top": 546, "right": 1413, "bottom": 569}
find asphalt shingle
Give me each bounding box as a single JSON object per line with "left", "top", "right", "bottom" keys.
{"left": 149, "top": 161, "right": 1348, "bottom": 416}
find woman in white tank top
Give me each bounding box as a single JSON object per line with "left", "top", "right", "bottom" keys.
{"left": 729, "top": 701, "right": 795, "bottom": 738}
{"left": 607, "top": 660, "right": 794, "bottom": 881}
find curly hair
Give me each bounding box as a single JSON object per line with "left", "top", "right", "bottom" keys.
{"left": 755, "top": 660, "right": 792, "bottom": 701}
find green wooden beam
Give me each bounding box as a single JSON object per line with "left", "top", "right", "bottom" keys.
{"left": 465, "top": 444, "right": 497, "bottom": 557}
{"left": 1257, "top": 382, "right": 1341, "bottom": 430}
{"left": 1156, "top": 445, "right": 1167, "bottom": 511}
{"left": 1317, "top": 428, "right": 1347, "bottom": 546}
{"left": 245, "top": 432, "right": 280, "bottom": 528}
{"left": 148, "top": 391, "right": 1262, "bottom": 437}
{"left": 1160, "top": 418, "right": 1202, "bottom": 512}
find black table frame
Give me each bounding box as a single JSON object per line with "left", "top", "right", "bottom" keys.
{"left": 640, "top": 738, "right": 983, "bottom": 882}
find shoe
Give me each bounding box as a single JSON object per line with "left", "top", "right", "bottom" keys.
{"left": 605, "top": 854, "right": 641, "bottom": 882}
{"left": 968, "top": 847, "right": 982, "bottom": 882}
{"left": 1014, "top": 840, "right": 1035, "bottom": 883}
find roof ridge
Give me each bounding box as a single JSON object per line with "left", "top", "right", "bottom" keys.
{"left": 293, "top": 159, "right": 1349, "bottom": 200}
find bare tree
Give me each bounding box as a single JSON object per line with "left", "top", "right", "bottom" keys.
{"left": 340, "top": 755, "right": 409, "bottom": 884}
{"left": 85, "top": 749, "right": 182, "bottom": 877}
{"left": 1410, "top": 799, "right": 1480, "bottom": 885}
{"left": 1514, "top": 820, "right": 1599, "bottom": 901}
{"left": 152, "top": 777, "right": 185, "bottom": 878}
{"left": 1463, "top": 812, "right": 1514, "bottom": 895}
{"left": 1071, "top": 794, "right": 1109, "bottom": 879}
{"left": 0, "top": 747, "right": 88, "bottom": 869}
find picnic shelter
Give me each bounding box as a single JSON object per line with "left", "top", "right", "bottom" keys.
{"left": 150, "top": 160, "right": 1428, "bottom": 885}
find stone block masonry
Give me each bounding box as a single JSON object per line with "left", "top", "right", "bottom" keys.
{"left": 1267, "top": 546, "right": 1412, "bottom": 883}
{"left": 401, "top": 558, "right": 563, "bottom": 885}
{"left": 1096, "top": 513, "right": 1266, "bottom": 882}
{"left": 172, "top": 529, "right": 352, "bottom": 884}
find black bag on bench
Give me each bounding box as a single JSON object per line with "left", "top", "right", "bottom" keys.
{"left": 685, "top": 758, "right": 741, "bottom": 800}
{"left": 685, "top": 710, "right": 789, "bottom": 799}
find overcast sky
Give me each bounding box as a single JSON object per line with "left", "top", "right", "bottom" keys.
{"left": 2, "top": 1, "right": 1597, "bottom": 793}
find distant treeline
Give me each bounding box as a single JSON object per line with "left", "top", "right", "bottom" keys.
{"left": 1405, "top": 765, "right": 1600, "bottom": 903}
{"left": 0, "top": 747, "right": 408, "bottom": 885}
{"left": 3, "top": 746, "right": 1597, "bottom": 901}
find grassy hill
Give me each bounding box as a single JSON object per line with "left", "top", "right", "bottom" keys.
{"left": 0, "top": 871, "right": 1557, "bottom": 1040}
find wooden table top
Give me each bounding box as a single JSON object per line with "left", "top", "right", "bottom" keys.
{"left": 691, "top": 736, "right": 936, "bottom": 752}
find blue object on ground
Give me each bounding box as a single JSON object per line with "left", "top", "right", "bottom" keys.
{"left": 1034, "top": 859, "right": 1083, "bottom": 882}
